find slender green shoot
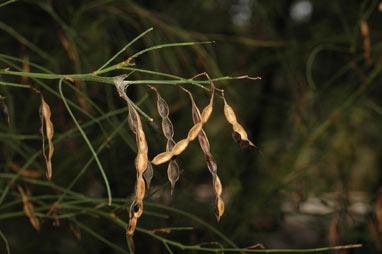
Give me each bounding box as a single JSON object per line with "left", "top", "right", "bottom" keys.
{"left": 0, "top": 0, "right": 16, "bottom": 8}
{"left": 0, "top": 229, "right": 11, "bottom": 254}
{"left": 96, "top": 27, "right": 154, "bottom": 72}
{"left": 58, "top": 79, "right": 112, "bottom": 206}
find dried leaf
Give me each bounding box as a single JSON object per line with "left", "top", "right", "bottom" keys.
{"left": 360, "top": 20, "right": 371, "bottom": 65}
{"left": 9, "top": 162, "right": 42, "bottom": 179}
{"left": 17, "top": 186, "right": 40, "bottom": 231}
{"left": 40, "top": 95, "right": 54, "bottom": 180}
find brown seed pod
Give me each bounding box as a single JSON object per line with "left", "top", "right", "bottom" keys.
{"left": 167, "top": 160, "right": 180, "bottom": 194}
{"left": 151, "top": 80, "right": 215, "bottom": 165}
{"left": 40, "top": 95, "right": 54, "bottom": 180}
{"left": 147, "top": 85, "right": 180, "bottom": 193}
{"left": 181, "top": 84, "right": 224, "bottom": 221}
{"left": 114, "top": 76, "right": 149, "bottom": 237}
{"left": 142, "top": 161, "right": 154, "bottom": 189}
{"left": 151, "top": 151, "right": 173, "bottom": 165}
{"left": 222, "top": 92, "right": 256, "bottom": 149}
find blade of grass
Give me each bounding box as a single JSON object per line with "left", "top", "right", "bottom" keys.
{"left": 0, "top": 80, "right": 30, "bottom": 88}
{"left": 58, "top": 78, "right": 112, "bottom": 206}
{"left": 0, "top": 229, "right": 11, "bottom": 254}
{"left": 54, "top": 114, "right": 130, "bottom": 206}
{"left": 163, "top": 241, "right": 174, "bottom": 254}
{"left": 96, "top": 41, "right": 215, "bottom": 75}
{"left": 0, "top": 0, "right": 15, "bottom": 8}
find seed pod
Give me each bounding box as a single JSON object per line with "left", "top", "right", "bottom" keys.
{"left": 222, "top": 93, "right": 256, "bottom": 149}
{"left": 40, "top": 95, "right": 54, "bottom": 180}
{"left": 181, "top": 84, "right": 224, "bottom": 221}
{"left": 162, "top": 118, "right": 174, "bottom": 138}
{"left": 172, "top": 139, "right": 189, "bottom": 156}
{"left": 114, "top": 77, "right": 148, "bottom": 238}
{"left": 152, "top": 151, "right": 173, "bottom": 165}
{"left": 136, "top": 152, "right": 148, "bottom": 173}
{"left": 151, "top": 82, "right": 215, "bottom": 165}
{"left": 147, "top": 85, "right": 180, "bottom": 192}
{"left": 187, "top": 122, "right": 203, "bottom": 140}
{"left": 127, "top": 101, "right": 148, "bottom": 237}
{"left": 167, "top": 160, "right": 180, "bottom": 195}
{"left": 143, "top": 161, "right": 154, "bottom": 189}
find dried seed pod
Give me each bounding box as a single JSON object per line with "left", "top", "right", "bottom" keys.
{"left": 151, "top": 151, "right": 173, "bottom": 165}
{"left": 114, "top": 77, "right": 148, "bottom": 237}
{"left": 151, "top": 82, "right": 215, "bottom": 165}
{"left": 187, "top": 122, "right": 203, "bottom": 140}
{"left": 181, "top": 85, "right": 224, "bottom": 221}
{"left": 172, "top": 139, "right": 190, "bottom": 156}
{"left": 147, "top": 85, "right": 180, "bottom": 193}
{"left": 223, "top": 93, "right": 256, "bottom": 149}
{"left": 17, "top": 186, "right": 40, "bottom": 231}
{"left": 167, "top": 160, "right": 180, "bottom": 194}
{"left": 40, "top": 95, "right": 54, "bottom": 180}
{"left": 127, "top": 102, "right": 148, "bottom": 237}
{"left": 142, "top": 161, "right": 154, "bottom": 189}
{"left": 0, "top": 95, "right": 10, "bottom": 126}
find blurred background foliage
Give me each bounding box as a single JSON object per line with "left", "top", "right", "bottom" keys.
{"left": 0, "top": 0, "right": 382, "bottom": 253}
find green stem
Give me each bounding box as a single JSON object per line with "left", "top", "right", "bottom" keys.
{"left": 96, "top": 27, "right": 154, "bottom": 72}
{"left": 0, "top": 229, "right": 11, "bottom": 254}
{"left": 58, "top": 79, "right": 112, "bottom": 206}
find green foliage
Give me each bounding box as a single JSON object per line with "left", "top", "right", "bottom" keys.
{"left": 0, "top": 0, "right": 381, "bottom": 253}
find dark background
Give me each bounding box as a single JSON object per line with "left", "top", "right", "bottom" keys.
{"left": 0, "top": 0, "right": 381, "bottom": 253}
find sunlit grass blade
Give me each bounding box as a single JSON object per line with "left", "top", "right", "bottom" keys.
{"left": 58, "top": 79, "right": 112, "bottom": 206}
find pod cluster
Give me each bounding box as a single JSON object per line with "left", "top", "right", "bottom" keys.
{"left": 114, "top": 76, "right": 149, "bottom": 238}
{"left": 114, "top": 74, "right": 257, "bottom": 238}
{"left": 147, "top": 85, "right": 179, "bottom": 194}
{"left": 180, "top": 85, "right": 224, "bottom": 221}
